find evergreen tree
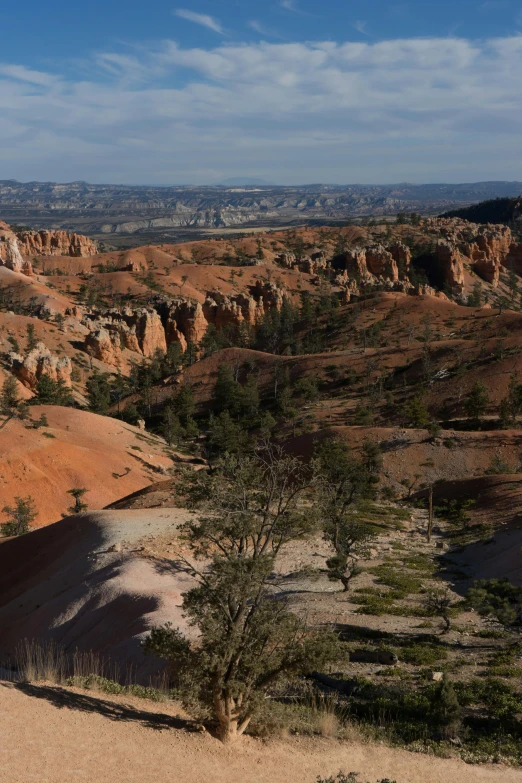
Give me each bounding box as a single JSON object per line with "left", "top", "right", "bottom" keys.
{"left": 431, "top": 675, "right": 461, "bottom": 738}
{"left": 467, "top": 578, "right": 522, "bottom": 631}
{"left": 0, "top": 374, "right": 20, "bottom": 415}
{"left": 144, "top": 447, "right": 339, "bottom": 743}
{"left": 162, "top": 406, "right": 183, "bottom": 446}
{"left": 464, "top": 381, "right": 489, "bottom": 423}
{"left": 67, "top": 487, "right": 89, "bottom": 514}
{"left": 32, "top": 375, "right": 75, "bottom": 406}
{"left": 405, "top": 394, "right": 431, "bottom": 428}
{"left": 1, "top": 496, "right": 37, "bottom": 536}
{"left": 26, "top": 323, "right": 38, "bottom": 351}
{"left": 316, "top": 438, "right": 379, "bottom": 591}
{"left": 213, "top": 364, "right": 243, "bottom": 417}
{"left": 86, "top": 372, "right": 112, "bottom": 414}
{"left": 173, "top": 384, "right": 196, "bottom": 424}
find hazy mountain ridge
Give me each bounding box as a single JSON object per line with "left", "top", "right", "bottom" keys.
{"left": 1, "top": 179, "right": 521, "bottom": 247}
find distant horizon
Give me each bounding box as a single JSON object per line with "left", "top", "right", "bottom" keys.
{"left": 2, "top": 177, "right": 522, "bottom": 190}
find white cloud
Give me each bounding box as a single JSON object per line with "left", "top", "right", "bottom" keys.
{"left": 0, "top": 65, "right": 58, "bottom": 87}
{"left": 174, "top": 9, "right": 224, "bottom": 34}
{"left": 1, "top": 36, "right": 522, "bottom": 183}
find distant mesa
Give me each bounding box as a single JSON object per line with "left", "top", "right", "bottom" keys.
{"left": 217, "top": 177, "right": 276, "bottom": 187}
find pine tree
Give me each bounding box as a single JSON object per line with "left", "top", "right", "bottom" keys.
{"left": 0, "top": 374, "right": 20, "bottom": 414}
{"left": 26, "top": 323, "right": 38, "bottom": 351}
{"left": 464, "top": 381, "right": 489, "bottom": 423}
{"left": 86, "top": 372, "right": 112, "bottom": 413}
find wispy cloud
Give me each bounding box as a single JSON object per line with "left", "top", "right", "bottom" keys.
{"left": 174, "top": 9, "right": 224, "bottom": 34}
{"left": 0, "top": 64, "right": 58, "bottom": 86}
{"left": 1, "top": 36, "right": 522, "bottom": 183}
{"left": 353, "top": 20, "right": 369, "bottom": 36}
{"left": 248, "top": 20, "right": 282, "bottom": 38}
{"left": 280, "top": 0, "right": 298, "bottom": 12}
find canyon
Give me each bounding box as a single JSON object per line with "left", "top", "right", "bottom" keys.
{"left": 2, "top": 179, "right": 522, "bottom": 249}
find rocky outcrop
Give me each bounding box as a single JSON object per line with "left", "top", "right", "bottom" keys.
{"left": 0, "top": 235, "right": 33, "bottom": 274}
{"left": 82, "top": 281, "right": 287, "bottom": 365}
{"left": 365, "top": 245, "right": 399, "bottom": 282}
{"left": 201, "top": 282, "right": 285, "bottom": 333}
{"left": 83, "top": 308, "right": 167, "bottom": 363}
{"left": 0, "top": 225, "right": 33, "bottom": 275}
{"left": 426, "top": 218, "right": 518, "bottom": 289}
{"left": 160, "top": 300, "right": 208, "bottom": 347}
{"left": 436, "top": 241, "right": 465, "bottom": 294}
{"left": 135, "top": 310, "right": 167, "bottom": 356}
{"left": 9, "top": 342, "right": 72, "bottom": 390}
{"left": 84, "top": 328, "right": 123, "bottom": 367}
{"left": 389, "top": 243, "right": 412, "bottom": 276}
{"left": 251, "top": 280, "right": 286, "bottom": 313}
{"left": 16, "top": 229, "right": 97, "bottom": 258}
{"left": 203, "top": 292, "right": 263, "bottom": 329}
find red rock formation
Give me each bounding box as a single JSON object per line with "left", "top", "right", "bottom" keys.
{"left": 10, "top": 342, "right": 72, "bottom": 390}
{"left": 135, "top": 310, "right": 167, "bottom": 357}
{"left": 0, "top": 226, "right": 33, "bottom": 275}
{"left": 389, "top": 243, "right": 411, "bottom": 278}
{"left": 84, "top": 329, "right": 123, "bottom": 366}
{"left": 164, "top": 300, "right": 208, "bottom": 346}
{"left": 251, "top": 280, "right": 286, "bottom": 313}
{"left": 203, "top": 292, "right": 263, "bottom": 329}
{"left": 16, "top": 229, "right": 97, "bottom": 258}
{"left": 436, "top": 241, "right": 465, "bottom": 294}
{"left": 365, "top": 245, "right": 399, "bottom": 282}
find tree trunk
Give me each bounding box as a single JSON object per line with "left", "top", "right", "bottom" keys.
{"left": 213, "top": 689, "right": 251, "bottom": 744}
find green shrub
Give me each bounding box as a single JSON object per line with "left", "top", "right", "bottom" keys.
{"left": 371, "top": 565, "right": 423, "bottom": 597}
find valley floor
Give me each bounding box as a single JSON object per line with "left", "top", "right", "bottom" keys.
{"left": 1, "top": 680, "right": 520, "bottom": 783}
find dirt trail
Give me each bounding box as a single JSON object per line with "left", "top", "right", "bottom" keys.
{"left": 1, "top": 681, "right": 521, "bottom": 783}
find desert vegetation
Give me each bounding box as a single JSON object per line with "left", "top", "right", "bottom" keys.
{"left": 3, "top": 208, "right": 522, "bottom": 777}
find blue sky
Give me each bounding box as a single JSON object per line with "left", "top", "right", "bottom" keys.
{"left": 1, "top": 0, "right": 522, "bottom": 184}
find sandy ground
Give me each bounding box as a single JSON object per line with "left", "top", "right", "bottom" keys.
{"left": 1, "top": 680, "right": 521, "bottom": 783}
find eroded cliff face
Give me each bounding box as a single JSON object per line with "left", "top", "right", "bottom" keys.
{"left": 17, "top": 229, "right": 97, "bottom": 258}
{"left": 83, "top": 308, "right": 167, "bottom": 365}
{"left": 426, "top": 218, "right": 519, "bottom": 290}
{"left": 9, "top": 342, "right": 72, "bottom": 390}
{"left": 278, "top": 241, "right": 410, "bottom": 294}
{"left": 0, "top": 222, "right": 97, "bottom": 278}
{"left": 0, "top": 225, "right": 33, "bottom": 274}
{"left": 81, "top": 282, "right": 288, "bottom": 366}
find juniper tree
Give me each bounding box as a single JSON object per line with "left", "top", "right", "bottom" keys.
{"left": 467, "top": 579, "right": 522, "bottom": 631}
{"left": 144, "top": 444, "right": 339, "bottom": 743}
{"left": 1, "top": 496, "right": 37, "bottom": 536}
{"left": 316, "top": 437, "right": 379, "bottom": 591}
{"left": 424, "top": 589, "right": 454, "bottom": 633}
{"left": 67, "top": 488, "right": 89, "bottom": 514}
